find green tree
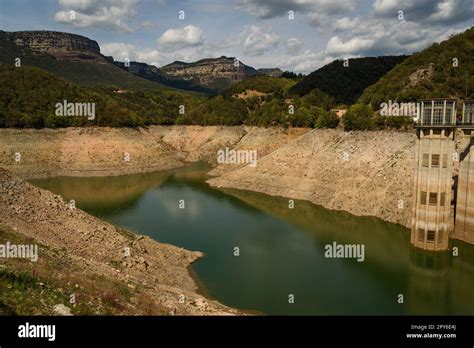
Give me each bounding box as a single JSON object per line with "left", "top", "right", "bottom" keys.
{"left": 289, "top": 106, "right": 313, "bottom": 127}
{"left": 343, "top": 104, "right": 375, "bottom": 131}
{"left": 315, "top": 109, "right": 339, "bottom": 128}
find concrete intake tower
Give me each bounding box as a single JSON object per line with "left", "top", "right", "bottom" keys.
{"left": 412, "top": 100, "right": 474, "bottom": 251}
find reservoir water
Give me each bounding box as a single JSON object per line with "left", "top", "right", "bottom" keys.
{"left": 30, "top": 163, "right": 474, "bottom": 315}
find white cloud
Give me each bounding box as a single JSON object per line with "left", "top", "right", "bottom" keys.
{"left": 235, "top": 0, "right": 355, "bottom": 19}
{"left": 235, "top": 0, "right": 356, "bottom": 30}
{"left": 373, "top": 0, "right": 474, "bottom": 25}
{"left": 325, "top": 36, "right": 375, "bottom": 56}
{"left": 279, "top": 49, "right": 326, "bottom": 73}
{"left": 167, "top": 46, "right": 208, "bottom": 62}
{"left": 102, "top": 39, "right": 218, "bottom": 68}
{"left": 285, "top": 37, "right": 303, "bottom": 54}
{"left": 241, "top": 25, "right": 280, "bottom": 56}
{"left": 323, "top": 17, "right": 469, "bottom": 60}
{"left": 428, "top": 0, "right": 474, "bottom": 24}
{"left": 158, "top": 25, "right": 205, "bottom": 50}
{"left": 141, "top": 20, "right": 155, "bottom": 30}
{"left": 334, "top": 17, "right": 361, "bottom": 31}
{"left": 101, "top": 42, "right": 162, "bottom": 67}
{"left": 55, "top": 0, "right": 138, "bottom": 32}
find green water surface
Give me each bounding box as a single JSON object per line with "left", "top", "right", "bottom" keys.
{"left": 30, "top": 163, "right": 474, "bottom": 315}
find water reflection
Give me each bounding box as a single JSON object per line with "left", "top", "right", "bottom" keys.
{"left": 407, "top": 244, "right": 474, "bottom": 315}
{"left": 30, "top": 163, "right": 474, "bottom": 315}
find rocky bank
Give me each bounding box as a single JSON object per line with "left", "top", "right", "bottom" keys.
{"left": 0, "top": 167, "right": 239, "bottom": 315}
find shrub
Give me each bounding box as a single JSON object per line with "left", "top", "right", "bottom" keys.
{"left": 315, "top": 110, "right": 340, "bottom": 128}
{"left": 343, "top": 104, "right": 375, "bottom": 131}
{"left": 289, "top": 106, "right": 313, "bottom": 127}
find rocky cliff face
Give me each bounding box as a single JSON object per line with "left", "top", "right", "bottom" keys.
{"left": 113, "top": 55, "right": 266, "bottom": 93}
{"left": 159, "top": 56, "right": 259, "bottom": 91}
{"left": 4, "top": 30, "right": 102, "bottom": 60}
{"left": 113, "top": 60, "right": 215, "bottom": 93}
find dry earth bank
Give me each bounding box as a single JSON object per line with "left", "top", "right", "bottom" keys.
{"left": 208, "top": 129, "right": 416, "bottom": 228}
{"left": 0, "top": 126, "right": 415, "bottom": 228}
{"left": 0, "top": 168, "right": 239, "bottom": 315}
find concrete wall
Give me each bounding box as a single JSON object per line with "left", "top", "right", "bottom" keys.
{"left": 411, "top": 128, "right": 453, "bottom": 251}
{"left": 454, "top": 130, "right": 474, "bottom": 244}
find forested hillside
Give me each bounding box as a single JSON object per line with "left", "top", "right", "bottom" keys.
{"left": 289, "top": 56, "right": 407, "bottom": 104}
{"left": 0, "top": 66, "right": 202, "bottom": 127}
{"left": 359, "top": 27, "right": 474, "bottom": 108}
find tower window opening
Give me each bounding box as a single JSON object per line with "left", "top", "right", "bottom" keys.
{"left": 427, "top": 230, "right": 436, "bottom": 242}
{"left": 464, "top": 102, "right": 474, "bottom": 124}
{"left": 433, "top": 102, "right": 444, "bottom": 125}
{"left": 420, "top": 191, "right": 427, "bottom": 205}
{"left": 422, "top": 154, "right": 429, "bottom": 167}
{"left": 438, "top": 230, "right": 444, "bottom": 244}
{"left": 418, "top": 228, "right": 425, "bottom": 242}
{"left": 422, "top": 102, "right": 432, "bottom": 125}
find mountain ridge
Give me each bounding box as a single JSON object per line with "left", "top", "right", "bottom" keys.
{"left": 2, "top": 30, "right": 102, "bottom": 60}
{"left": 0, "top": 30, "right": 159, "bottom": 90}
{"left": 158, "top": 55, "right": 260, "bottom": 92}
{"left": 0, "top": 30, "right": 285, "bottom": 94}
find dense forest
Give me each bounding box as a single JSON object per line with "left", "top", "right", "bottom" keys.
{"left": 0, "top": 66, "right": 201, "bottom": 128}
{"left": 166, "top": 75, "right": 340, "bottom": 128}
{"left": 0, "top": 66, "right": 341, "bottom": 129}
{"left": 359, "top": 27, "right": 474, "bottom": 107}
{"left": 289, "top": 56, "right": 408, "bottom": 104}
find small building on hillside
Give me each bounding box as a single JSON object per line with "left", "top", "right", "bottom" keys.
{"left": 113, "top": 89, "right": 128, "bottom": 94}
{"left": 330, "top": 108, "right": 347, "bottom": 119}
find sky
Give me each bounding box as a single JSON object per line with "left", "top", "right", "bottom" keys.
{"left": 0, "top": 0, "right": 473, "bottom": 73}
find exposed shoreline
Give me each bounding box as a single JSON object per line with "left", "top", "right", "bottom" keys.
{"left": 0, "top": 125, "right": 415, "bottom": 314}
{"left": 0, "top": 125, "right": 414, "bottom": 226}
{"left": 0, "top": 167, "right": 241, "bottom": 315}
